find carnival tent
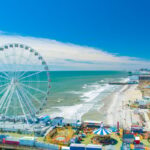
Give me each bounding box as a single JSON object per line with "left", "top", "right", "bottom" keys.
{"left": 93, "top": 123, "right": 112, "bottom": 136}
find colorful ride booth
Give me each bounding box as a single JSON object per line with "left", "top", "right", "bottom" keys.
{"left": 92, "top": 123, "right": 116, "bottom": 146}
{"left": 81, "top": 121, "right": 103, "bottom": 135}
{"left": 46, "top": 118, "right": 81, "bottom": 146}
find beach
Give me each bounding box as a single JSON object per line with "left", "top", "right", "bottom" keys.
{"left": 106, "top": 84, "right": 143, "bottom": 128}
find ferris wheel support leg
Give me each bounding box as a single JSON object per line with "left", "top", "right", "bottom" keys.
{"left": 17, "top": 87, "right": 36, "bottom": 116}
{"left": 16, "top": 89, "right": 29, "bottom": 125}
{"left": 0, "top": 85, "right": 11, "bottom": 113}
{"left": 19, "top": 85, "right": 38, "bottom": 113}
{"left": 0, "top": 91, "right": 11, "bottom": 115}
{"left": 4, "top": 87, "right": 15, "bottom": 116}
{"left": 16, "top": 87, "right": 36, "bottom": 121}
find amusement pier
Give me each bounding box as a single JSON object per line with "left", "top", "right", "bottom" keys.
{"left": 0, "top": 44, "right": 149, "bottom": 150}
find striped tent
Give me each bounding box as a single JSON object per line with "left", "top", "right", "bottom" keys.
{"left": 93, "top": 123, "right": 112, "bottom": 136}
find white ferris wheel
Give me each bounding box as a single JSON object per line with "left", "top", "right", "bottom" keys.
{"left": 0, "top": 43, "right": 51, "bottom": 124}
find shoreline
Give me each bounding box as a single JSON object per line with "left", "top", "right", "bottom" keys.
{"left": 81, "top": 85, "right": 128, "bottom": 122}
{"left": 82, "top": 84, "right": 142, "bottom": 128}
{"left": 105, "top": 85, "right": 130, "bottom": 126}
{"left": 105, "top": 84, "right": 143, "bottom": 128}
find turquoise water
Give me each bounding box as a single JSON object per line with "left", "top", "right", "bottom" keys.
{"left": 45, "top": 71, "right": 128, "bottom": 120}
{"left": 0, "top": 71, "right": 128, "bottom": 120}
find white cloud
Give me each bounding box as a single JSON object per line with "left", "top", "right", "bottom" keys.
{"left": 0, "top": 34, "right": 149, "bottom": 70}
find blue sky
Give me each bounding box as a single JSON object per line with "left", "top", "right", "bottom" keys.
{"left": 0, "top": 0, "right": 150, "bottom": 70}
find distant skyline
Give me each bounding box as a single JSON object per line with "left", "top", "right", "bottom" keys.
{"left": 0, "top": 0, "right": 150, "bottom": 70}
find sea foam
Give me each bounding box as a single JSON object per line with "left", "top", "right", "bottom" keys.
{"left": 80, "top": 83, "right": 111, "bottom": 102}
{"left": 51, "top": 82, "right": 116, "bottom": 120}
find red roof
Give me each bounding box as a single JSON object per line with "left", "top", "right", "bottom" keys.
{"left": 131, "top": 125, "right": 140, "bottom": 127}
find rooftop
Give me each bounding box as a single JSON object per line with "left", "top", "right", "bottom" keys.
{"left": 123, "top": 134, "right": 134, "bottom": 139}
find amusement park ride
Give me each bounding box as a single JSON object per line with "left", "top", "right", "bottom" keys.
{"left": 0, "top": 43, "right": 51, "bottom": 133}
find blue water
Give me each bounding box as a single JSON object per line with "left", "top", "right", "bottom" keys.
{"left": 44, "top": 71, "right": 128, "bottom": 120}
{"left": 0, "top": 71, "right": 128, "bottom": 120}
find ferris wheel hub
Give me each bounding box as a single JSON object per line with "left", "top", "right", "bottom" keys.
{"left": 11, "top": 77, "right": 18, "bottom": 84}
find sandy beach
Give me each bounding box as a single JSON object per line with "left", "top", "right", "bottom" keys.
{"left": 106, "top": 84, "right": 143, "bottom": 128}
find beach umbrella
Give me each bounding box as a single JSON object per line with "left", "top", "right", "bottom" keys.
{"left": 93, "top": 123, "right": 112, "bottom": 136}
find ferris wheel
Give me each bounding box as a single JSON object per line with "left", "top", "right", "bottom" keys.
{"left": 0, "top": 43, "right": 51, "bottom": 124}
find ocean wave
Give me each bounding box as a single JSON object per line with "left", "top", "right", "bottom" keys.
{"left": 120, "top": 77, "right": 129, "bottom": 82}
{"left": 50, "top": 78, "right": 129, "bottom": 120}
{"left": 82, "top": 84, "right": 88, "bottom": 89}
{"left": 50, "top": 82, "right": 110, "bottom": 119}
{"left": 51, "top": 104, "right": 85, "bottom": 120}
{"left": 80, "top": 83, "right": 113, "bottom": 102}
{"left": 67, "top": 91, "right": 82, "bottom": 94}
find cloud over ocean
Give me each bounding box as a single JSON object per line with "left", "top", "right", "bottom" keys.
{"left": 0, "top": 33, "right": 149, "bottom": 70}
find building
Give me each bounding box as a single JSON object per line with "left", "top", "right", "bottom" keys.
{"left": 82, "top": 120, "right": 102, "bottom": 128}
{"left": 63, "top": 119, "right": 81, "bottom": 127}
{"left": 19, "top": 137, "right": 36, "bottom": 146}
{"left": 138, "top": 75, "right": 150, "bottom": 96}
{"left": 51, "top": 117, "right": 64, "bottom": 126}
{"left": 123, "top": 134, "right": 134, "bottom": 144}
{"left": 131, "top": 125, "right": 143, "bottom": 133}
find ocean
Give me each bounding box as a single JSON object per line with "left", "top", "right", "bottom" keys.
{"left": 43, "top": 71, "right": 128, "bottom": 121}
{"left": 0, "top": 71, "right": 128, "bottom": 121}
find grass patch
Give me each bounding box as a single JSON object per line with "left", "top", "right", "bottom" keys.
{"left": 81, "top": 134, "right": 95, "bottom": 145}
{"left": 110, "top": 133, "right": 122, "bottom": 149}
{"left": 81, "top": 133, "right": 122, "bottom": 149}
{"left": 141, "top": 139, "right": 150, "bottom": 148}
